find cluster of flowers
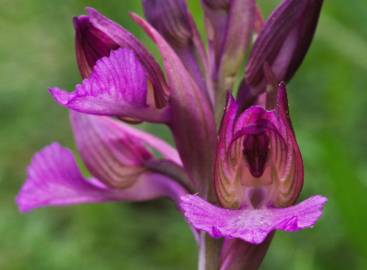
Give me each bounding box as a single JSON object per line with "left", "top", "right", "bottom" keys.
{"left": 17, "top": 0, "right": 326, "bottom": 269}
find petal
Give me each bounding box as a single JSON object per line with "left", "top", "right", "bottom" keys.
{"left": 245, "top": 0, "right": 323, "bottom": 90}
{"left": 70, "top": 112, "right": 181, "bottom": 188}
{"left": 181, "top": 194, "right": 327, "bottom": 244}
{"left": 142, "top": 0, "right": 211, "bottom": 102}
{"left": 132, "top": 14, "right": 216, "bottom": 192}
{"left": 16, "top": 143, "right": 187, "bottom": 212}
{"left": 49, "top": 48, "right": 170, "bottom": 123}
{"left": 214, "top": 95, "right": 242, "bottom": 207}
{"left": 86, "top": 7, "right": 168, "bottom": 106}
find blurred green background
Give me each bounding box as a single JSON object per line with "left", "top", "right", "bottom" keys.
{"left": 1, "top": 0, "right": 366, "bottom": 269}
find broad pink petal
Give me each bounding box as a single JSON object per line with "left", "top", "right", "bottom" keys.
{"left": 16, "top": 143, "right": 187, "bottom": 212}
{"left": 49, "top": 48, "right": 169, "bottom": 123}
{"left": 181, "top": 194, "right": 327, "bottom": 244}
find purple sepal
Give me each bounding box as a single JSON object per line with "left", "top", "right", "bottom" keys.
{"left": 202, "top": 0, "right": 256, "bottom": 92}
{"left": 181, "top": 194, "right": 327, "bottom": 244}
{"left": 84, "top": 7, "right": 168, "bottom": 107}
{"left": 245, "top": 0, "right": 323, "bottom": 91}
{"left": 70, "top": 112, "right": 181, "bottom": 188}
{"left": 132, "top": 14, "right": 216, "bottom": 192}
{"left": 49, "top": 48, "right": 170, "bottom": 123}
{"left": 16, "top": 143, "right": 187, "bottom": 213}
{"left": 142, "top": 0, "right": 210, "bottom": 102}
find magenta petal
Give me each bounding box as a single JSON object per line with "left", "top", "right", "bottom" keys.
{"left": 86, "top": 7, "right": 168, "bottom": 106}
{"left": 16, "top": 143, "right": 187, "bottom": 212}
{"left": 49, "top": 48, "right": 169, "bottom": 123}
{"left": 181, "top": 194, "right": 327, "bottom": 244}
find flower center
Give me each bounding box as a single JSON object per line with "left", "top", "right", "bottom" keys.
{"left": 242, "top": 131, "right": 270, "bottom": 178}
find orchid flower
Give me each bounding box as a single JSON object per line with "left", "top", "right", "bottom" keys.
{"left": 17, "top": 1, "right": 326, "bottom": 269}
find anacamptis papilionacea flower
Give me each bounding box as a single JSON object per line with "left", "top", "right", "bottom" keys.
{"left": 17, "top": 1, "right": 327, "bottom": 269}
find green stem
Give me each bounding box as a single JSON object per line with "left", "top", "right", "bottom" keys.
{"left": 198, "top": 232, "right": 223, "bottom": 270}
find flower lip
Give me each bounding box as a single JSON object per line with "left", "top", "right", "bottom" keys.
{"left": 180, "top": 194, "right": 327, "bottom": 244}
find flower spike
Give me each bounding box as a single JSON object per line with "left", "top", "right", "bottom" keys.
{"left": 18, "top": 2, "right": 327, "bottom": 268}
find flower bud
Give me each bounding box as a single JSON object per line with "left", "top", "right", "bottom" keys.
{"left": 245, "top": 0, "right": 324, "bottom": 92}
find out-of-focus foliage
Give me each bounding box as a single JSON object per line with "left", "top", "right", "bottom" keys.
{"left": 0, "top": 0, "right": 366, "bottom": 269}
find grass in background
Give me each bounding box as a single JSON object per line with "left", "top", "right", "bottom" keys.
{"left": 0, "top": 0, "right": 366, "bottom": 269}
